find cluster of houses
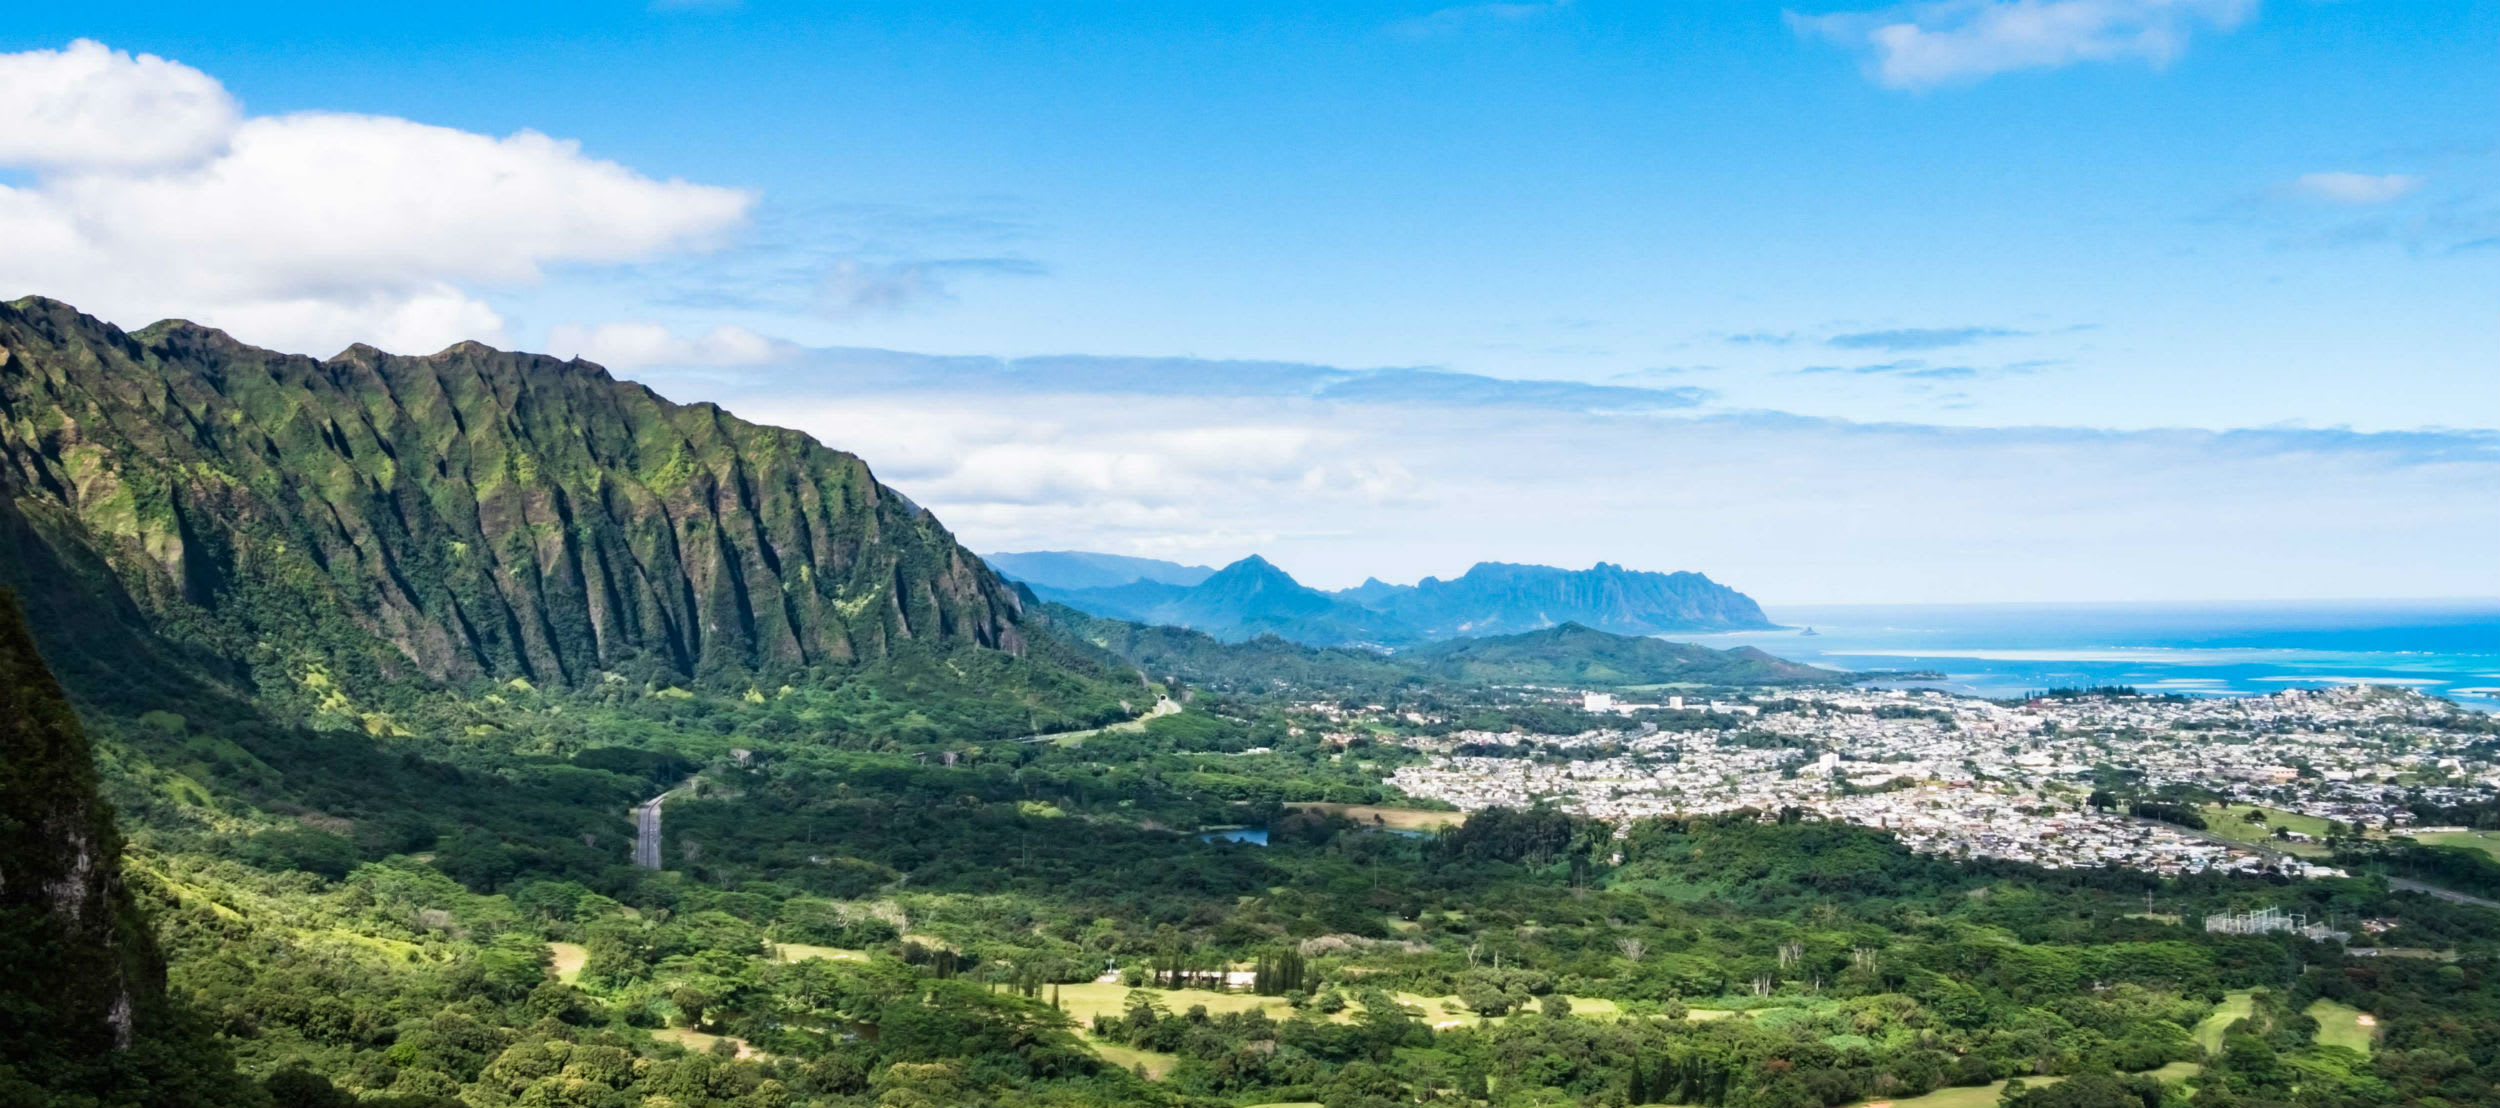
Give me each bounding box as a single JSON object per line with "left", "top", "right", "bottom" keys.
{"left": 1378, "top": 683, "right": 2489, "bottom": 880}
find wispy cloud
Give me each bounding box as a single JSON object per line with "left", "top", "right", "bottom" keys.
{"left": 544, "top": 321, "right": 797, "bottom": 369}
{"left": 1798, "top": 359, "right": 1979, "bottom": 379}
{"left": 1827, "top": 325, "right": 2025, "bottom": 351}
{"left": 1726, "top": 330, "right": 1802, "bottom": 346}
{"left": 1790, "top": 0, "right": 2259, "bottom": 90}
{"left": 1390, "top": 0, "right": 1572, "bottom": 37}
{"left": 820, "top": 256, "right": 1046, "bottom": 318}
{"left": 2293, "top": 171, "right": 2423, "bottom": 206}
{"left": 624, "top": 345, "right": 2500, "bottom": 603}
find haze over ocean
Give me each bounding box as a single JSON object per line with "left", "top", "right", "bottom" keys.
{"left": 1713, "top": 601, "right": 2500, "bottom": 708}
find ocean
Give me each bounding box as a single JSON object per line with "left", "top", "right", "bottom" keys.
{"left": 1692, "top": 600, "right": 2500, "bottom": 711}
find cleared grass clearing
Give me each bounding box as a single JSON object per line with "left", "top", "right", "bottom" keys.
{"left": 1844, "top": 1061, "right": 2204, "bottom": 1108}
{"left": 2197, "top": 805, "right": 2335, "bottom": 857}
{"left": 1056, "top": 981, "right": 1696, "bottom": 1035}
{"left": 1055, "top": 982, "right": 1290, "bottom": 1028}
{"left": 1287, "top": 803, "right": 1467, "bottom": 831}
{"left": 2416, "top": 829, "right": 2500, "bottom": 860}
{"left": 2196, "top": 990, "right": 2257, "bottom": 1055}
{"left": 547, "top": 941, "right": 587, "bottom": 983}
{"left": 771, "top": 942, "right": 868, "bottom": 963}
{"left": 1045, "top": 697, "right": 1182, "bottom": 747}
{"left": 651, "top": 1026, "right": 768, "bottom": 1060}
{"left": 2306, "top": 999, "right": 2377, "bottom": 1054}
{"left": 1086, "top": 1038, "right": 1178, "bottom": 1079}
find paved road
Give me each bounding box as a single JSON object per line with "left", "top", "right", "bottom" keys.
{"left": 632, "top": 780, "right": 692, "bottom": 869}
{"left": 2390, "top": 876, "right": 2500, "bottom": 911}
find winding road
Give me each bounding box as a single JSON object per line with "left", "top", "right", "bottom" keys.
{"left": 632, "top": 778, "right": 696, "bottom": 870}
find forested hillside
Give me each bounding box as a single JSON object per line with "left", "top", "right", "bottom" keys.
{"left": 0, "top": 297, "right": 1036, "bottom": 701}
{"left": 0, "top": 589, "right": 256, "bottom": 1106}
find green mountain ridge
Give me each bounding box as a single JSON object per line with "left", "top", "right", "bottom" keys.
{"left": 1040, "top": 601, "right": 1840, "bottom": 693}
{"left": 1403, "top": 621, "right": 1832, "bottom": 686}
{"left": 0, "top": 296, "right": 1040, "bottom": 706}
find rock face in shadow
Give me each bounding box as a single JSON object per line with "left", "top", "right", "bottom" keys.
{"left": 0, "top": 296, "right": 1025, "bottom": 695}
{"left": 0, "top": 587, "right": 252, "bottom": 1105}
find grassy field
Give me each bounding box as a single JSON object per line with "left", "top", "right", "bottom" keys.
{"left": 1087, "top": 1038, "right": 1178, "bottom": 1079}
{"left": 651, "top": 1026, "right": 767, "bottom": 1060}
{"left": 1287, "top": 803, "right": 1467, "bottom": 831}
{"left": 2197, "top": 805, "right": 2334, "bottom": 857}
{"left": 1843, "top": 1062, "right": 2201, "bottom": 1108}
{"left": 2196, "top": 990, "right": 2257, "bottom": 1055}
{"left": 2416, "top": 828, "right": 2500, "bottom": 860}
{"left": 547, "top": 941, "right": 586, "bottom": 984}
{"left": 1851, "top": 1080, "right": 2024, "bottom": 1108}
{"left": 770, "top": 942, "right": 868, "bottom": 963}
{"left": 1044, "top": 697, "right": 1181, "bottom": 746}
{"left": 1057, "top": 981, "right": 1671, "bottom": 1034}
{"left": 2306, "top": 999, "right": 2378, "bottom": 1054}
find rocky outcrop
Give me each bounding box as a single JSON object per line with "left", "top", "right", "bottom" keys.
{"left": 0, "top": 586, "right": 257, "bottom": 1104}
{"left": 0, "top": 297, "right": 1027, "bottom": 693}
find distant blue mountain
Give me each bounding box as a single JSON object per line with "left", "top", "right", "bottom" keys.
{"left": 983, "top": 550, "right": 1216, "bottom": 591}
{"left": 1021, "top": 553, "right": 1775, "bottom": 647}
{"left": 1347, "top": 560, "right": 1773, "bottom": 639}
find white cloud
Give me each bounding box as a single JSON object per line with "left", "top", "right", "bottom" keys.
{"left": 546, "top": 321, "right": 799, "bottom": 369}
{"left": 0, "top": 40, "right": 238, "bottom": 171}
{"left": 1791, "top": 0, "right": 2258, "bottom": 89}
{"left": 0, "top": 42, "right": 753, "bottom": 356}
{"left": 2293, "top": 171, "right": 2422, "bottom": 205}
{"left": 629, "top": 348, "right": 2500, "bottom": 604}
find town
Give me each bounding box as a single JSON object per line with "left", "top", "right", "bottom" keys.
{"left": 1364, "top": 684, "right": 2498, "bottom": 879}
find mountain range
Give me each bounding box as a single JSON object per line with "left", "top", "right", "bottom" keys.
{"left": 0, "top": 296, "right": 1788, "bottom": 728}
{"left": 0, "top": 296, "right": 1043, "bottom": 709}
{"left": 993, "top": 551, "right": 1776, "bottom": 647}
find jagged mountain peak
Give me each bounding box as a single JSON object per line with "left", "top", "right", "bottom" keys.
{"left": 0, "top": 296, "right": 1033, "bottom": 698}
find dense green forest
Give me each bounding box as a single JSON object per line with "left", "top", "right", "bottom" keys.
{"left": 3, "top": 302, "right": 2496, "bottom": 1108}
{"left": 25, "top": 621, "right": 2500, "bottom": 1108}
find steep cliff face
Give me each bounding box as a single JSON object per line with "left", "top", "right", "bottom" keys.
{"left": 0, "top": 588, "right": 253, "bottom": 1105}
{"left": 0, "top": 586, "right": 145, "bottom": 1055}
{"left": 0, "top": 297, "right": 1026, "bottom": 693}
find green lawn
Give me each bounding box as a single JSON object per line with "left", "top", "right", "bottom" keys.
{"left": 1056, "top": 980, "right": 1678, "bottom": 1036}
{"left": 1286, "top": 802, "right": 1467, "bottom": 831}
{"left": 547, "top": 941, "right": 587, "bottom": 984}
{"left": 2306, "top": 999, "right": 2378, "bottom": 1054}
{"left": 2196, "top": 990, "right": 2257, "bottom": 1055}
{"left": 2198, "top": 806, "right": 2334, "bottom": 857}
{"left": 1086, "top": 1038, "right": 1177, "bottom": 1079}
{"left": 1850, "top": 1078, "right": 2030, "bottom": 1108}
{"left": 2416, "top": 828, "right": 2500, "bottom": 860}
{"left": 1845, "top": 1062, "right": 2202, "bottom": 1108}
{"left": 769, "top": 942, "right": 868, "bottom": 963}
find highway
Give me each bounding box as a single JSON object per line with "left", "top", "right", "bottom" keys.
{"left": 632, "top": 785, "right": 675, "bottom": 869}
{"left": 2389, "top": 876, "right": 2500, "bottom": 911}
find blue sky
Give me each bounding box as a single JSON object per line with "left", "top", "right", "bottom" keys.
{"left": 2, "top": 2, "right": 2494, "bottom": 602}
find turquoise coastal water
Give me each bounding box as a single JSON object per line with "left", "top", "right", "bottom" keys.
{"left": 1701, "top": 601, "right": 2500, "bottom": 710}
